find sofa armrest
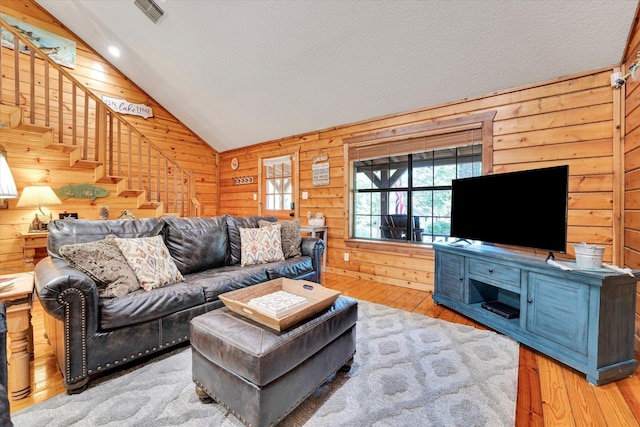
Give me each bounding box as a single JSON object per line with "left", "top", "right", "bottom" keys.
{"left": 301, "top": 237, "right": 325, "bottom": 282}
{"left": 34, "top": 256, "right": 99, "bottom": 337}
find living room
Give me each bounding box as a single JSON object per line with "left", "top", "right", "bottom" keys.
{"left": 1, "top": 0, "right": 640, "bottom": 425}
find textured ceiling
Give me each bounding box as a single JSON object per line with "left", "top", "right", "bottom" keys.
{"left": 35, "top": 0, "right": 638, "bottom": 152}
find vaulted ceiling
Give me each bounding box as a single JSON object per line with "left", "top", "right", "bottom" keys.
{"left": 36, "top": 0, "right": 638, "bottom": 152}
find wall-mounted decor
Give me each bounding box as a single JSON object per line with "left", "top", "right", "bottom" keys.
{"left": 312, "top": 155, "right": 330, "bottom": 186}
{"left": 231, "top": 158, "right": 239, "bottom": 170}
{"left": 233, "top": 176, "right": 254, "bottom": 185}
{"left": 0, "top": 13, "right": 76, "bottom": 69}
{"left": 101, "top": 95, "right": 153, "bottom": 119}
{"left": 55, "top": 184, "right": 110, "bottom": 201}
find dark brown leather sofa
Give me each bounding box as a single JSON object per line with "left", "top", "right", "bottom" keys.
{"left": 34, "top": 215, "right": 324, "bottom": 394}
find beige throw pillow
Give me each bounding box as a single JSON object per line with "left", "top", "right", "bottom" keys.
{"left": 239, "top": 223, "right": 285, "bottom": 267}
{"left": 259, "top": 219, "right": 302, "bottom": 259}
{"left": 115, "top": 235, "right": 184, "bottom": 291}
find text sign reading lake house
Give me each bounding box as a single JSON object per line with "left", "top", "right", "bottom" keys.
{"left": 102, "top": 96, "right": 154, "bottom": 119}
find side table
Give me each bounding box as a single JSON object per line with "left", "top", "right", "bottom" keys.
{"left": 301, "top": 225, "right": 327, "bottom": 272}
{"left": 0, "top": 272, "right": 34, "bottom": 400}
{"left": 18, "top": 231, "right": 48, "bottom": 272}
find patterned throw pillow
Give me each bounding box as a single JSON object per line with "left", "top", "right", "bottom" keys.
{"left": 59, "top": 235, "right": 140, "bottom": 298}
{"left": 259, "top": 219, "right": 302, "bottom": 258}
{"left": 115, "top": 235, "right": 184, "bottom": 291}
{"left": 239, "top": 223, "right": 285, "bottom": 267}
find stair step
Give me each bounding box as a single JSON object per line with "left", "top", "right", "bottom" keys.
{"left": 72, "top": 159, "right": 102, "bottom": 169}
{"left": 119, "top": 189, "right": 146, "bottom": 197}
{"left": 0, "top": 104, "right": 22, "bottom": 128}
{"left": 45, "top": 142, "right": 80, "bottom": 154}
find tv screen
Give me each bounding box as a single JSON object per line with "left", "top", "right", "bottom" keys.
{"left": 450, "top": 165, "right": 568, "bottom": 253}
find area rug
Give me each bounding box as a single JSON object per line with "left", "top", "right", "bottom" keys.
{"left": 12, "top": 301, "right": 519, "bottom": 426}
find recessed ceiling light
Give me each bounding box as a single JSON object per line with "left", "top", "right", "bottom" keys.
{"left": 108, "top": 46, "right": 121, "bottom": 57}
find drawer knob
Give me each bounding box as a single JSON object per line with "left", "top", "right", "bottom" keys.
{"left": 527, "top": 299, "right": 533, "bottom": 304}
{"left": 488, "top": 268, "right": 494, "bottom": 273}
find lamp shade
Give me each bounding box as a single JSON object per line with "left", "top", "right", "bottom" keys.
{"left": 16, "top": 186, "right": 63, "bottom": 208}
{"left": 0, "top": 146, "right": 18, "bottom": 198}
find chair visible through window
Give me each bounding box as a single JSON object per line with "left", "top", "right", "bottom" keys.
{"left": 380, "top": 215, "right": 423, "bottom": 241}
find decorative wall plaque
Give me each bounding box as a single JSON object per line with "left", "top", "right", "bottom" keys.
{"left": 312, "top": 155, "right": 330, "bottom": 186}
{"left": 102, "top": 95, "right": 153, "bottom": 119}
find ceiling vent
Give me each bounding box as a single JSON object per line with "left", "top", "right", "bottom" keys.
{"left": 134, "top": 0, "right": 166, "bottom": 24}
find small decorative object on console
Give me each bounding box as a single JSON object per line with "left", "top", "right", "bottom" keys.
{"left": 307, "top": 211, "right": 325, "bottom": 226}
{"left": 574, "top": 242, "right": 604, "bottom": 270}
{"left": 98, "top": 206, "right": 109, "bottom": 220}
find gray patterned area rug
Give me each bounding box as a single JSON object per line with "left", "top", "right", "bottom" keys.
{"left": 12, "top": 301, "right": 519, "bottom": 427}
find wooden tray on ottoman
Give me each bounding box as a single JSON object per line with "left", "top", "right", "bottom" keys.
{"left": 218, "top": 278, "right": 341, "bottom": 331}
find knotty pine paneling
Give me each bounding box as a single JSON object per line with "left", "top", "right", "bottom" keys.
{"left": 220, "top": 66, "right": 622, "bottom": 291}
{"left": 0, "top": 1, "right": 218, "bottom": 274}
{"left": 623, "top": 4, "right": 640, "bottom": 350}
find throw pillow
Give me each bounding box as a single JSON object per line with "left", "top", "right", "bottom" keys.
{"left": 259, "top": 219, "right": 302, "bottom": 258}
{"left": 225, "top": 215, "right": 278, "bottom": 265}
{"left": 239, "top": 223, "right": 285, "bottom": 267}
{"left": 115, "top": 235, "right": 184, "bottom": 291}
{"left": 59, "top": 235, "right": 140, "bottom": 298}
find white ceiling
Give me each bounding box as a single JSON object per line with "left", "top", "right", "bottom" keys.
{"left": 35, "top": 0, "right": 638, "bottom": 153}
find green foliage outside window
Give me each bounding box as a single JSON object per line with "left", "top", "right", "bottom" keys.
{"left": 353, "top": 144, "right": 481, "bottom": 243}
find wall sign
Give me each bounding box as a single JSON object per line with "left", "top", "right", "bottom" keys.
{"left": 312, "top": 155, "right": 330, "bottom": 186}
{"left": 102, "top": 95, "right": 154, "bottom": 119}
{"left": 231, "top": 158, "right": 239, "bottom": 170}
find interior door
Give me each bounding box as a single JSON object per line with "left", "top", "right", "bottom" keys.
{"left": 260, "top": 152, "right": 298, "bottom": 220}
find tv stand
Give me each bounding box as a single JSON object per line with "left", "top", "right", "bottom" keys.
{"left": 433, "top": 243, "right": 638, "bottom": 385}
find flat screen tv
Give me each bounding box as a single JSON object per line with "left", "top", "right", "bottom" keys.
{"left": 450, "top": 165, "right": 569, "bottom": 254}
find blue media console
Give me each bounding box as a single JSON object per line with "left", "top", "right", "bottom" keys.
{"left": 432, "top": 243, "right": 638, "bottom": 385}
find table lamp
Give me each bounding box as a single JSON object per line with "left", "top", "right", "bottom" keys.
{"left": 16, "top": 186, "right": 63, "bottom": 232}
{"left": 0, "top": 144, "right": 18, "bottom": 209}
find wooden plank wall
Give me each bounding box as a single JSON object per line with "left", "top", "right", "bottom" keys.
{"left": 220, "top": 68, "right": 621, "bottom": 292}
{"left": 623, "top": 7, "right": 640, "bottom": 350}
{"left": 0, "top": 1, "right": 218, "bottom": 274}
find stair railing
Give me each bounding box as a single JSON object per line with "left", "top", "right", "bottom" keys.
{"left": 0, "top": 17, "right": 194, "bottom": 216}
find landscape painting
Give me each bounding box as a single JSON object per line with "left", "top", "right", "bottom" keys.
{"left": 0, "top": 13, "right": 76, "bottom": 69}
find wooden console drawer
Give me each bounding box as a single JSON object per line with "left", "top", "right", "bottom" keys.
{"left": 468, "top": 259, "right": 520, "bottom": 292}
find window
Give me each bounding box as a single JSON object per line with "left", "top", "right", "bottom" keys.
{"left": 345, "top": 112, "right": 496, "bottom": 246}
{"left": 353, "top": 143, "right": 482, "bottom": 243}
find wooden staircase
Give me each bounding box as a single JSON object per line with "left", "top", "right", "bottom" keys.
{"left": 0, "top": 103, "right": 163, "bottom": 217}
{"left": 0, "top": 16, "right": 195, "bottom": 217}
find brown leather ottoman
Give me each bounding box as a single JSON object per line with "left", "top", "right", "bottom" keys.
{"left": 190, "top": 296, "right": 357, "bottom": 427}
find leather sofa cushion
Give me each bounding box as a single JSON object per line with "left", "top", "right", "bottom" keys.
{"left": 163, "top": 216, "right": 229, "bottom": 274}
{"left": 265, "top": 256, "right": 313, "bottom": 280}
{"left": 184, "top": 266, "right": 270, "bottom": 302}
{"left": 225, "top": 215, "right": 277, "bottom": 265}
{"left": 99, "top": 282, "right": 205, "bottom": 330}
{"left": 47, "top": 218, "right": 165, "bottom": 258}
{"left": 190, "top": 296, "right": 357, "bottom": 386}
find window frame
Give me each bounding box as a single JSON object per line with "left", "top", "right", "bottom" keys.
{"left": 343, "top": 112, "right": 496, "bottom": 251}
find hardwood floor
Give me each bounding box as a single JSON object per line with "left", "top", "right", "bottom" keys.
{"left": 8, "top": 272, "right": 640, "bottom": 426}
